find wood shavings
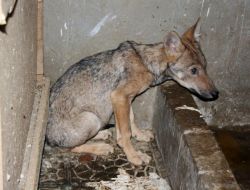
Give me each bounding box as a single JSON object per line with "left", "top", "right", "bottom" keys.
{"left": 175, "top": 105, "right": 203, "bottom": 117}
{"left": 86, "top": 169, "right": 171, "bottom": 190}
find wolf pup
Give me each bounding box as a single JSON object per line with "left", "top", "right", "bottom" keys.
{"left": 46, "top": 19, "right": 218, "bottom": 166}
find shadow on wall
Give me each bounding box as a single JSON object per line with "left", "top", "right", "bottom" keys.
{"left": 0, "top": 0, "right": 17, "bottom": 32}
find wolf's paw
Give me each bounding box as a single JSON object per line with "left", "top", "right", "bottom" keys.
{"left": 127, "top": 151, "right": 151, "bottom": 166}
{"left": 133, "top": 129, "right": 154, "bottom": 142}
{"left": 93, "top": 129, "right": 112, "bottom": 140}
{"left": 96, "top": 143, "right": 114, "bottom": 156}
{"left": 128, "top": 154, "right": 143, "bottom": 166}
{"left": 137, "top": 150, "right": 151, "bottom": 164}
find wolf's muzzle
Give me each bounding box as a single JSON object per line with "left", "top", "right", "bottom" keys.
{"left": 189, "top": 88, "right": 219, "bottom": 101}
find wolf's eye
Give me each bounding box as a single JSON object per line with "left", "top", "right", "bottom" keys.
{"left": 191, "top": 68, "right": 198, "bottom": 75}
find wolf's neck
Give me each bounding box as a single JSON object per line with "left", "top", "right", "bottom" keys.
{"left": 135, "top": 42, "right": 169, "bottom": 77}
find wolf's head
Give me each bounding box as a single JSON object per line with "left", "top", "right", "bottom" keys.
{"left": 164, "top": 19, "right": 218, "bottom": 100}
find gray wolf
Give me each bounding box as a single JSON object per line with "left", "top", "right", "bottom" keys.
{"left": 46, "top": 19, "right": 218, "bottom": 166}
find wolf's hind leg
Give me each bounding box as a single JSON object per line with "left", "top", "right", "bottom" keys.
{"left": 47, "top": 111, "right": 102, "bottom": 147}
{"left": 69, "top": 112, "right": 114, "bottom": 155}
{"left": 130, "top": 107, "right": 154, "bottom": 142}
{"left": 71, "top": 142, "right": 114, "bottom": 156}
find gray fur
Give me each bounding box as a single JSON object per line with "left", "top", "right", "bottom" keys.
{"left": 46, "top": 36, "right": 217, "bottom": 147}
{"left": 46, "top": 41, "right": 165, "bottom": 147}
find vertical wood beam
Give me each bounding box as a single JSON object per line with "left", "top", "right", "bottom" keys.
{"left": 0, "top": 103, "right": 3, "bottom": 190}
{"left": 37, "top": 0, "right": 43, "bottom": 81}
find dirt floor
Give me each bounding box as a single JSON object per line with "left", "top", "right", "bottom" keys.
{"left": 38, "top": 127, "right": 171, "bottom": 190}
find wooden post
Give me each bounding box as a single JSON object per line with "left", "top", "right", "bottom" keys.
{"left": 0, "top": 103, "right": 3, "bottom": 190}
{"left": 37, "top": 0, "right": 43, "bottom": 81}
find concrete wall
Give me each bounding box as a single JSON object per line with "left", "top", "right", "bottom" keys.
{"left": 0, "top": 0, "right": 37, "bottom": 189}
{"left": 44, "top": 0, "right": 250, "bottom": 127}
{"left": 192, "top": 0, "right": 250, "bottom": 127}
{"left": 44, "top": 0, "right": 183, "bottom": 83}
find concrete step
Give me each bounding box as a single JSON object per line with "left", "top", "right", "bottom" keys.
{"left": 154, "top": 83, "right": 240, "bottom": 190}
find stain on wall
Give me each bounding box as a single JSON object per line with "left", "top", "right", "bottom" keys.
{"left": 0, "top": 0, "right": 37, "bottom": 189}
{"left": 44, "top": 0, "right": 250, "bottom": 127}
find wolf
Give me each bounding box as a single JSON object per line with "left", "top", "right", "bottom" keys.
{"left": 46, "top": 19, "right": 218, "bottom": 166}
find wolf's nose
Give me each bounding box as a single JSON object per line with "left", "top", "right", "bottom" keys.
{"left": 211, "top": 90, "right": 219, "bottom": 99}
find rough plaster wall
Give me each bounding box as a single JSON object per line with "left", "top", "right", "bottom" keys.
{"left": 0, "top": 0, "right": 37, "bottom": 189}
{"left": 44, "top": 0, "right": 207, "bottom": 83}
{"left": 196, "top": 0, "right": 250, "bottom": 127}
{"left": 44, "top": 0, "right": 250, "bottom": 127}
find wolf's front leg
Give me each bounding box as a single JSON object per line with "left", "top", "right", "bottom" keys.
{"left": 111, "top": 90, "right": 151, "bottom": 166}
{"left": 130, "top": 107, "right": 154, "bottom": 142}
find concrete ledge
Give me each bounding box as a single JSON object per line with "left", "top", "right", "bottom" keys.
{"left": 19, "top": 77, "right": 50, "bottom": 190}
{"left": 153, "top": 83, "right": 240, "bottom": 190}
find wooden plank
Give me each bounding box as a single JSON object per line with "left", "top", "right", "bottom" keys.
{"left": 19, "top": 77, "right": 50, "bottom": 190}
{"left": 37, "top": 0, "right": 44, "bottom": 80}
{"left": 0, "top": 102, "right": 3, "bottom": 190}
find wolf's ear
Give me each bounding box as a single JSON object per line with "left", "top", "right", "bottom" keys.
{"left": 182, "top": 17, "right": 201, "bottom": 42}
{"left": 164, "top": 31, "right": 184, "bottom": 56}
